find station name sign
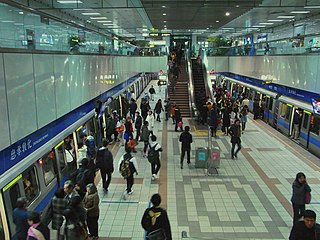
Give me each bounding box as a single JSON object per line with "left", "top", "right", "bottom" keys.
{"left": 149, "top": 33, "right": 171, "bottom": 37}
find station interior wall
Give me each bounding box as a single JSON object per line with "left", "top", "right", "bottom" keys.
{"left": 206, "top": 55, "right": 320, "bottom": 94}
{"left": 0, "top": 54, "right": 167, "bottom": 151}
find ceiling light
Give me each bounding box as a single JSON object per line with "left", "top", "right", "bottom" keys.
{"left": 259, "top": 22, "right": 274, "bottom": 25}
{"left": 57, "top": 0, "right": 82, "bottom": 3}
{"left": 97, "top": 20, "right": 112, "bottom": 23}
{"left": 188, "top": 29, "right": 191, "bottom": 32}
{"left": 164, "top": 27, "right": 167, "bottom": 30}
{"left": 164, "top": 25, "right": 167, "bottom": 27}
{"left": 86, "top": 20, "right": 91, "bottom": 23}
{"left": 304, "top": 5, "right": 320, "bottom": 8}
{"left": 18, "top": 11, "right": 24, "bottom": 15}
{"left": 290, "top": 11, "right": 310, "bottom": 14}
{"left": 277, "top": 15, "right": 295, "bottom": 18}
{"left": 73, "top": 8, "right": 92, "bottom": 11}
{"left": 206, "top": 27, "right": 209, "bottom": 29}
{"left": 163, "top": 13, "right": 167, "bottom": 16}
{"left": 216, "top": 20, "right": 220, "bottom": 23}
{"left": 81, "top": 12, "right": 100, "bottom": 16}
{"left": 236, "top": 5, "right": 240, "bottom": 8}
{"left": 162, "top": 5, "right": 166, "bottom": 8}
{"left": 268, "top": 19, "right": 283, "bottom": 22}
{"left": 103, "top": 23, "right": 114, "bottom": 25}
{"left": 222, "top": 27, "right": 234, "bottom": 30}
{"left": 252, "top": 25, "right": 266, "bottom": 27}
{"left": 90, "top": 17, "right": 107, "bottom": 19}
{"left": 225, "top": 12, "right": 230, "bottom": 16}
{"left": 163, "top": 20, "right": 167, "bottom": 23}
{"left": 1, "top": 20, "right": 15, "bottom": 23}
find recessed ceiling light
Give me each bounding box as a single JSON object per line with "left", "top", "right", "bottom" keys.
{"left": 97, "top": 20, "right": 112, "bottom": 23}
{"left": 18, "top": 11, "right": 24, "bottom": 15}
{"left": 163, "top": 13, "right": 166, "bottom": 16}
{"left": 188, "top": 29, "right": 191, "bottom": 32}
{"left": 163, "top": 20, "right": 167, "bottom": 23}
{"left": 103, "top": 23, "right": 114, "bottom": 25}
{"left": 225, "top": 12, "right": 230, "bottom": 16}
{"left": 290, "top": 11, "right": 310, "bottom": 14}
{"left": 1, "top": 20, "right": 15, "bottom": 23}
{"left": 164, "top": 25, "right": 167, "bottom": 27}
{"left": 236, "top": 5, "right": 240, "bottom": 8}
{"left": 277, "top": 15, "right": 295, "bottom": 18}
{"left": 81, "top": 12, "right": 101, "bottom": 16}
{"left": 162, "top": 5, "right": 166, "bottom": 8}
{"left": 90, "top": 17, "right": 107, "bottom": 19}
{"left": 206, "top": 27, "right": 209, "bottom": 29}
{"left": 304, "top": 5, "right": 320, "bottom": 8}
{"left": 259, "top": 22, "right": 274, "bottom": 25}
{"left": 216, "top": 20, "right": 220, "bottom": 23}
{"left": 57, "top": 0, "right": 82, "bottom": 3}
{"left": 164, "top": 27, "right": 167, "bottom": 30}
{"left": 268, "top": 19, "right": 283, "bottom": 22}
{"left": 222, "top": 27, "right": 234, "bottom": 30}
{"left": 252, "top": 25, "right": 266, "bottom": 27}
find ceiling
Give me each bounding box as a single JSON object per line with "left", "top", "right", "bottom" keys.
{"left": 4, "top": 0, "right": 320, "bottom": 39}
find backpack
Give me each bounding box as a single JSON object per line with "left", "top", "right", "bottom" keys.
{"left": 147, "top": 143, "right": 159, "bottom": 163}
{"left": 96, "top": 149, "right": 113, "bottom": 172}
{"left": 75, "top": 168, "right": 90, "bottom": 186}
{"left": 120, "top": 153, "right": 132, "bottom": 179}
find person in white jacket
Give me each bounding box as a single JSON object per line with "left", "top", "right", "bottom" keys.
{"left": 146, "top": 110, "right": 155, "bottom": 135}
{"left": 118, "top": 147, "right": 139, "bottom": 196}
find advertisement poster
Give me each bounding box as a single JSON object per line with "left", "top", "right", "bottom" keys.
{"left": 311, "top": 99, "right": 320, "bottom": 115}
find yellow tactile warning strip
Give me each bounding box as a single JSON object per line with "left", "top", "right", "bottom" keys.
{"left": 158, "top": 120, "right": 168, "bottom": 208}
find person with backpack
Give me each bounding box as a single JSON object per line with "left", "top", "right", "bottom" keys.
{"left": 70, "top": 158, "right": 95, "bottom": 199}
{"left": 118, "top": 147, "right": 139, "bottom": 197}
{"left": 149, "top": 85, "right": 156, "bottom": 101}
{"left": 148, "top": 135, "right": 163, "bottom": 181}
{"left": 95, "top": 139, "right": 114, "bottom": 193}
{"left": 179, "top": 126, "right": 193, "bottom": 169}
{"left": 141, "top": 193, "right": 172, "bottom": 240}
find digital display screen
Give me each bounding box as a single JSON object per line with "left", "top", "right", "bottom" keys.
{"left": 311, "top": 99, "right": 320, "bottom": 115}
{"left": 39, "top": 33, "right": 53, "bottom": 45}
{"left": 244, "top": 35, "right": 253, "bottom": 45}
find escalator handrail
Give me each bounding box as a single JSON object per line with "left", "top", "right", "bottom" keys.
{"left": 185, "top": 50, "right": 197, "bottom": 118}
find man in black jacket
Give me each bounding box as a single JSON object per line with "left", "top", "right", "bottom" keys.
{"left": 135, "top": 111, "right": 142, "bottom": 142}
{"left": 129, "top": 98, "right": 138, "bottom": 122}
{"left": 289, "top": 209, "right": 320, "bottom": 240}
{"left": 229, "top": 119, "right": 242, "bottom": 159}
{"left": 149, "top": 86, "right": 156, "bottom": 101}
{"left": 141, "top": 194, "right": 172, "bottom": 240}
{"left": 179, "top": 126, "right": 193, "bottom": 169}
{"left": 96, "top": 139, "right": 114, "bottom": 192}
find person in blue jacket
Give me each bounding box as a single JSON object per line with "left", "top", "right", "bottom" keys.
{"left": 12, "top": 197, "right": 29, "bottom": 240}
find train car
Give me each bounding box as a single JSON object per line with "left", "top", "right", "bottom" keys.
{"left": 0, "top": 74, "right": 151, "bottom": 239}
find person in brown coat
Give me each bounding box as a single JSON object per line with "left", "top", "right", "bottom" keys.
{"left": 83, "top": 183, "right": 100, "bottom": 239}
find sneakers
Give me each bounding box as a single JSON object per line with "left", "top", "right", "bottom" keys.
{"left": 151, "top": 174, "right": 156, "bottom": 181}
{"left": 128, "top": 190, "right": 133, "bottom": 195}
{"left": 180, "top": 164, "right": 183, "bottom": 169}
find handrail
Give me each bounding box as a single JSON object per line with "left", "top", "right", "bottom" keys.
{"left": 186, "top": 50, "right": 198, "bottom": 119}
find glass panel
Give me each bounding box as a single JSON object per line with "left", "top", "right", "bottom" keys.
{"left": 22, "top": 167, "right": 39, "bottom": 203}
{"left": 285, "top": 106, "right": 292, "bottom": 120}
{"left": 269, "top": 98, "right": 273, "bottom": 111}
{"left": 303, "top": 114, "right": 309, "bottom": 129}
{"left": 281, "top": 104, "right": 287, "bottom": 118}
{"left": 41, "top": 151, "right": 56, "bottom": 185}
{"left": 310, "top": 115, "right": 320, "bottom": 135}
{"left": 9, "top": 184, "right": 21, "bottom": 210}
{"left": 56, "top": 144, "right": 67, "bottom": 172}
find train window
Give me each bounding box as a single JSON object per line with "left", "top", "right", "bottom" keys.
{"left": 310, "top": 116, "right": 320, "bottom": 135}
{"left": 280, "top": 104, "right": 287, "bottom": 118}
{"left": 303, "top": 114, "right": 309, "bottom": 129}
{"left": 269, "top": 98, "right": 273, "bottom": 111}
{"left": 285, "top": 106, "right": 292, "bottom": 120}
{"left": 9, "top": 184, "right": 20, "bottom": 210}
{"left": 22, "top": 167, "right": 39, "bottom": 203}
{"left": 40, "top": 151, "right": 56, "bottom": 185}
{"left": 56, "top": 145, "right": 67, "bottom": 171}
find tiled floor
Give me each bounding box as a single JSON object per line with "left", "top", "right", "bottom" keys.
{"left": 95, "top": 82, "right": 320, "bottom": 240}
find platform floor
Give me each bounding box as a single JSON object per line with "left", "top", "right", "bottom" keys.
{"left": 94, "top": 82, "right": 320, "bottom": 240}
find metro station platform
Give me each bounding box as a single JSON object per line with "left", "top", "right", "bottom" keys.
{"left": 95, "top": 82, "right": 320, "bottom": 240}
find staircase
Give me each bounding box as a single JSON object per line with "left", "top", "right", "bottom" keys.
{"left": 168, "top": 61, "right": 191, "bottom": 118}
{"left": 191, "top": 59, "right": 206, "bottom": 111}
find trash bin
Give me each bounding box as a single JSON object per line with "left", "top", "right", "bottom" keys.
{"left": 195, "top": 147, "right": 208, "bottom": 168}
{"left": 207, "top": 146, "right": 220, "bottom": 174}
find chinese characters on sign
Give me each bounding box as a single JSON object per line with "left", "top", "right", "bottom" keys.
{"left": 11, "top": 139, "right": 32, "bottom": 161}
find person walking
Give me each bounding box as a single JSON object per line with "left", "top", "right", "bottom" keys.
{"left": 118, "top": 147, "right": 139, "bottom": 197}
{"left": 140, "top": 99, "right": 151, "bottom": 122}
{"left": 240, "top": 105, "right": 249, "bottom": 133}
{"left": 174, "top": 107, "right": 183, "bottom": 132}
{"left": 124, "top": 116, "right": 134, "bottom": 144}
{"left": 148, "top": 135, "right": 163, "bottom": 181}
{"left": 129, "top": 98, "right": 138, "bottom": 122}
{"left": 51, "top": 188, "right": 68, "bottom": 240}
{"left": 95, "top": 139, "right": 114, "bottom": 193}
{"left": 105, "top": 114, "right": 116, "bottom": 144}
{"left": 141, "top": 121, "right": 150, "bottom": 157}
{"left": 291, "top": 172, "right": 311, "bottom": 224}
{"left": 83, "top": 184, "right": 100, "bottom": 240}
{"left": 26, "top": 211, "right": 50, "bottom": 240}
{"left": 12, "top": 197, "right": 29, "bottom": 240}
{"left": 149, "top": 86, "right": 156, "bottom": 101}
{"left": 222, "top": 108, "right": 231, "bottom": 135}
{"left": 164, "top": 100, "right": 169, "bottom": 121}
{"left": 289, "top": 210, "right": 320, "bottom": 240}
{"left": 208, "top": 104, "right": 218, "bottom": 137}
{"left": 146, "top": 110, "right": 155, "bottom": 135}
{"left": 135, "top": 111, "right": 142, "bottom": 142}
{"left": 154, "top": 99, "right": 164, "bottom": 122}
{"left": 179, "top": 126, "right": 193, "bottom": 169}
{"left": 141, "top": 194, "right": 172, "bottom": 240}
{"left": 229, "top": 119, "right": 242, "bottom": 159}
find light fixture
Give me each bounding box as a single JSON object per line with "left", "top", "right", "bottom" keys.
{"left": 82, "top": 12, "right": 101, "bottom": 16}
{"left": 97, "top": 20, "right": 112, "bottom": 23}
{"left": 225, "top": 12, "right": 230, "bottom": 16}
{"left": 90, "top": 17, "right": 107, "bottom": 19}
{"left": 103, "top": 23, "right": 114, "bottom": 25}
{"left": 18, "top": 11, "right": 24, "bottom": 15}
{"left": 290, "top": 11, "right": 310, "bottom": 14}
{"left": 304, "top": 5, "right": 320, "bottom": 8}
{"left": 86, "top": 20, "right": 91, "bottom": 23}
{"left": 188, "top": 29, "right": 191, "bottom": 32}
{"left": 277, "top": 15, "right": 295, "bottom": 18}
{"left": 268, "top": 19, "right": 283, "bottom": 22}
{"left": 252, "top": 25, "right": 266, "bottom": 27}
{"left": 1, "top": 20, "right": 15, "bottom": 23}
{"left": 236, "top": 5, "right": 240, "bottom": 7}
{"left": 162, "top": 5, "right": 166, "bottom": 8}
{"left": 164, "top": 27, "right": 167, "bottom": 30}
{"left": 164, "top": 25, "right": 167, "bottom": 27}
{"left": 162, "top": 13, "right": 166, "bottom": 16}
{"left": 57, "top": 0, "right": 82, "bottom": 3}
{"left": 216, "top": 20, "right": 220, "bottom": 23}
{"left": 206, "top": 27, "right": 209, "bottom": 29}
{"left": 259, "top": 22, "right": 274, "bottom": 25}
{"left": 163, "top": 20, "right": 167, "bottom": 23}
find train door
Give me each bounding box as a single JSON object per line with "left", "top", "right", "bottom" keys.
{"left": 267, "top": 96, "right": 275, "bottom": 126}
{"left": 0, "top": 193, "right": 8, "bottom": 239}
{"left": 54, "top": 141, "right": 69, "bottom": 181}
{"left": 308, "top": 114, "right": 320, "bottom": 158}
{"left": 277, "top": 102, "right": 292, "bottom": 135}
{"left": 300, "top": 111, "right": 311, "bottom": 148}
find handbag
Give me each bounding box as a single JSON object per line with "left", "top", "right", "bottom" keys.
{"left": 148, "top": 228, "right": 167, "bottom": 240}
{"left": 305, "top": 191, "right": 311, "bottom": 204}
{"left": 177, "top": 121, "right": 183, "bottom": 128}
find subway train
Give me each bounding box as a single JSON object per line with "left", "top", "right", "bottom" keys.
{"left": 0, "top": 74, "right": 152, "bottom": 239}
{"left": 222, "top": 75, "right": 320, "bottom": 159}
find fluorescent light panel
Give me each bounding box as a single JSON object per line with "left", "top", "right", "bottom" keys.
{"left": 304, "top": 6, "right": 320, "bottom": 8}
{"left": 277, "top": 15, "right": 295, "bottom": 18}
{"left": 90, "top": 17, "right": 107, "bottom": 19}
{"left": 268, "top": 19, "right": 283, "bottom": 22}
{"left": 252, "top": 25, "right": 266, "bottom": 27}
{"left": 290, "top": 11, "right": 310, "bottom": 14}
{"left": 259, "top": 22, "right": 274, "bottom": 25}
{"left": 97, "top": 20, "right": 112, "bottom": 23}
{"left": 81, "top": 12, "right": 100, "bottom": 15}
{"left": 57, "top": 0, "right": 82, "bottom": 3}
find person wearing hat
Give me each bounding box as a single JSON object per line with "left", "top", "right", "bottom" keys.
{"left": 141, "top": 194, "right": 172, "bottom": 240}
{"left": 289, "top": 209, "right": 320, "bottom": 240}
{"left": 13, "top": 197, "right": 29, "bottom": 240}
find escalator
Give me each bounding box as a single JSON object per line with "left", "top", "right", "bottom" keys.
{"left": 191, "top": 59, "right": 207, "bottom": 114}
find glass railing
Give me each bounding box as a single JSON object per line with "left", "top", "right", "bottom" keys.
{"left": 205, "top": 34, "right": 320, "bottom": 56}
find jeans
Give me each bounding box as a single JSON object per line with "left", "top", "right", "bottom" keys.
{"left": 156, "top": 113, "right": 161, "bottom": 121}
{"left": 135, "top": 127, "right": 141, "bottom": 141}
{"left": 151, "top": 159, "right": 161, "bottom": 175}
{"left": 100, "top": 170, "right": 112, "bottom": 191}
{"left": 181, "top": 148, "right": 190, "bottom": 165}
{"left": 242, "top": 122, "right": 246, "bottom": 131}
{"left": 126, "top": 174, "right": 134, "bottom": 193}
{"left": 87, "top": 215, "right": 99, "bottom": 237}
{"left": 143, "top": 141, "right": 149, "bottom": 154}
{"left": 292, "top": 203, "right": 305, "bottom": 224}
{"left": 231, "top": 141, "right": 241, "bottom": 158}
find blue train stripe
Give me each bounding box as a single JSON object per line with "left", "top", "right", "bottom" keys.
{"left": 35, "top": 184, "right": 58, "bottom": 212}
